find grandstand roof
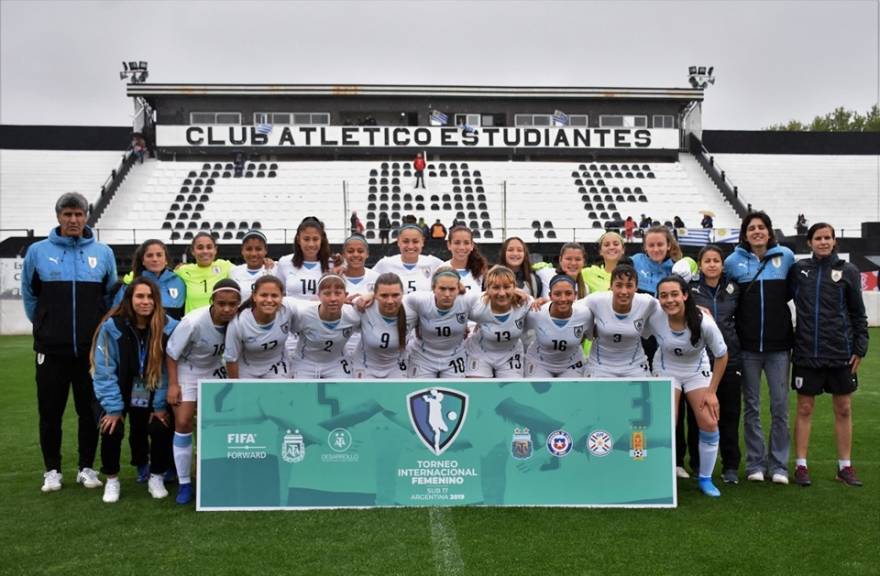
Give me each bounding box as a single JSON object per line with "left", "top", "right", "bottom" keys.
{"left": 127, "top": 83, "right": 704, "bottom": 101}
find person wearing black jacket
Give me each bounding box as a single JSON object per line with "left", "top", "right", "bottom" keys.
{"left": 789, "top": 223, "right": 868, "bottom": 488}
{"left": 686, "top": 245, "right": 743, "bottom": 484}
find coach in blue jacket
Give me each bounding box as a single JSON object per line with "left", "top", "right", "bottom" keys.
{"left": 21, "top": 192, "right": 118, "bottom": 493}
{"left": 724, "top": 211, "right": 795, "bottom": 485}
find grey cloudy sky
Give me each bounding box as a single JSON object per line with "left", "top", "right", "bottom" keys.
{"left": 1, "top": 0, "right": 877, "bottom": 129}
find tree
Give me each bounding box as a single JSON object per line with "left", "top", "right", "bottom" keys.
{"left": 764, "top": 104, "right": 880, "bottom": 132}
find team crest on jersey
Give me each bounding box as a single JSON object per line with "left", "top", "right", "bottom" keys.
{"left": 573, "top": 325, "right": 584, "bottom": 339}
{"left": 168, "top": 287, "right": 179, "bottom": 299}
{"left": 407, "top": 387, "right": 469, "bottom": 456}
{"left": 421, "top": 267, "right": 432, "bottom": 278}
{"left": 342, "top": 327, "right": 352, "bottom": 338}
{"left": 511, "top": 428, "right": 533, "bottom": 460}
{"left": 281, "top": 429, "right": 305, "bottom": 463}
{"left": 88, "top": 256, "right": 97, "bottom": 269}
{"left": 771, "top": 256, "right": 782, "bottom": 269}
{"left": 831, "top": 270, "right": 842, "bottom": 283}
{"left": 456, "top": 313, "right": 467, "bottom": 324}
{"left": 212, "top": 265, "right": 221, "bottom": 275}
{"left": 633, "top": 319, "right": 644, "bottom": 332}
{"left": 515, "top": 318, "right": 524, "bottom": 330}
{"left": 280, "top": 321, "right": 290, "bottom": 334}
{"left": 588, "top": 430, "right": 613, "bottom": 457}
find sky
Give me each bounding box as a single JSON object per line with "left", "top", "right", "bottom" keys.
{"left": 1, "top": 0, "right": 877, "bottom": 130}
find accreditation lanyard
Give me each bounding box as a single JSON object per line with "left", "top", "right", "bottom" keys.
{"left": 130, "top": 329, "right": 150, "bottom": 408}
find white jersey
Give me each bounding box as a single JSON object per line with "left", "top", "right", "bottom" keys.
{"left": 166, "top": 306, "right": 228, "bottom": 383}
{"left": 351, "top": 302, "right": 414, "bottom": 377}
{"left": 228, "top": 264, "right": 278, "bottom": 302}
{"left": 467, "top": 297, "right": 532, "bottom": 355}
{"left": 276, "top": 256, "right": 326, "bottom": 300}
{"left": 525, "top": 301, "right": 593, "bottom": 369}
{"left": 406, "top": 290, "right": 479, "bottom": 358}
{"left": 291, "top": 301, "right": 361, "bottom": 368}
{"left": 444, "top": 261, "right": 483, "bottom": 294}
{"left": 584, "top": 292, "right": 657, "bottom": 371}
{"left": 373, "top": 254, "right": 443, "bottom": 293}
{"left": 536, "top": 267, "right": 556, "bottom": 299}
{"left": 224, "top": 299, "right": 298, "bottom": 379}
{"left": 343, "top": 268, "right": 379, "bottom": 296}
{"left": 646, "top": 308, "right": 727, "bottom": 376}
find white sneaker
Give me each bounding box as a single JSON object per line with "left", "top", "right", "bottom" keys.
{"left": 76, "top": 467, "right": 103, "bottom": 488}
{"left": 675, "top": 466, "right": 690, "bottom": 479}
{"left": 102, "top": 478, "right": 120, "bottom": 503}
{"left": 772, "top": 472, "right": 789, "bottom": 485}
{"left": 147, "top": 474, "right": 168, "bottom": 499}
{"left": 41, "top": 470, "right": 62, "bottom": 493}
{"left": 747, "top": 471, "right": 765, "bottom": 482}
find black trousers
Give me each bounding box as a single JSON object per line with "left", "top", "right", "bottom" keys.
{"left": 100, "top": 407, "right": 172, "bottom": 476}
{"left": 414, "top": 170, "right": 425, "bottom": 188}
{"left": 35, "top": 354, "right": 98, "bottom": 472}
{"left": 678, "top": 369, "right": 743, "bottom": 472}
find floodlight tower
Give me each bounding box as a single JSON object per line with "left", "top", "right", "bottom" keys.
{"left": 119, "top": 61, "right": 152, "bottom": 133}
{"left": 682, "top": 65, "right": 716, "bottom": 144}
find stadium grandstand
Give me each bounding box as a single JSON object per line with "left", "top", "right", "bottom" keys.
{"left": 1, "top": 79, "right": 878, "bottom": 333}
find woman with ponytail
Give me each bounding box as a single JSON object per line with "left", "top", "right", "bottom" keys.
{"left": 445, "top": 224, "right": 487, "bottom": 293}
{"left": 351, "top": 273, "right": 413, "bottom": 378}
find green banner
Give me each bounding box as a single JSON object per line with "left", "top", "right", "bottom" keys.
{"left": 197, "top": 378, "right": 675, "bottom": 510}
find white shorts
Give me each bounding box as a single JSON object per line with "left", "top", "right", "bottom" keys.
{"left": 586, "top": 361, "right": 650, "bottom": 379}
{"left": 408, "top": 349, "right": 468, "bottom": 379}
{"left": 524, "top": 356, "right": 585, "bottom": 378}
{"left": 293, "top": 357, "right": 353, "bottom": 379}
{"left": 667, "top": 371, "right": 712, "bottom": 393}
{"left": 240, "top": 358, "right": 290, "bottom": 380}
{"left": 467, "top": 350, "right": 524, "bottom": 378}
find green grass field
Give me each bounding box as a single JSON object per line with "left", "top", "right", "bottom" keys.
{"left": 1, "top": 332, "right": 877, "bottom": 576}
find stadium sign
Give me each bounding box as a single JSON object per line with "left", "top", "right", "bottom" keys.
{"left": 157, "top": 125, "right": 680, "bottom": 149}
{"left": 196, "top": 377, "right": 676, "bottom": 510}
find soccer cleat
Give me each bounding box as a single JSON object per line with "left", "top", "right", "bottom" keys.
{"left": 771, "top": 472, "right": 789, "bottom": 485}
{"left": 747, "top": 471, "right": 765, "bottom": 482}
{"left": 698, "top": 477, "right": 721, "bottom": 497}
{"left": 76, "top": 467, "right": 103, "bottom": 488}
{"left": 836, "top": 466, "right": 863, "bottom": 487}
{"left": 136, "top": 464, "right": 150, "bottom": 483}
{"left": 675, "top": 466, "right": 690, "bottom": 479}
{"left": 794, "top": 465, "right": 811, "bottom": 487}
{"left": 721, "top": 469, "right": 739, "bottom": 484}
{"left": 41, "top": 470, "right": 62, "bottom": 493}
{"left": 102, "top": 478, "right": 120, "bottom": 503}
{"left": 176, "top": 483, "right": 194, "bottom": 505}
{"left": 147, "top": 474, "right": 168, "bottom": 499}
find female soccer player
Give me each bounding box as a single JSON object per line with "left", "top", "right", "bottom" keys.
{"left": 582, "top": 231, "right": 627, "bottom": 294}
{"left": 724, "top": 211, "right": 795, "bottom": 484}
{"left": 373, "top": 223, "right": 444, "bottom": 293}
{"left": 90, "top": 277, "right": 177, "bottom": 503}
{"left": 224, "top": 276, "right": 297, "bottom": 379}
{"left": 277, "top": 216, "right": 332, "bottom": 300}
{"left": 445, "top": 225, "right": 487, "bottom": 293}
{"left": 165, "top": 279, "right": 241, "bottom": 504}
{"left": 583, "top": 264, "right": 656, "bottom": 378}
{"left": 405, "top": 266, "right": 479, "bottom": 378}
{"left": 647, "top": 275, "right": 729, "bottom": 497}
{"left": 790, "top": 223, "right": 868, "bottom": 487}
{"left": 290, "top": 274, "right": 361, "bottom": 379}
{"left": 466, "top": 265, "right": 533, "bottom": 378}
{"left": 351, "top": 273, "right": 411, "bottom": 379}
{"left": 497, "top": 236, "right": 542, "bottom": 296}
{"left": 686, "top": 245, "right": 742, "bottom": 484}
{"left": 114, "top": 239, "right": 186, "bottom": 319}
{"left": 536, "top": 243, "right": 589, "bottom": 299}
{"left": 229, "top": 230, "right": 277, "bottom": 301}
{"left": 524, "top": 275, "right": 593, "bottom": 378}
{"left": 175, "top": 232, "right": 233, "bottom": 314}
{"left": 340, "top": 234, "right": 379, "bottom": 296}
{"left": 632, "top": 226, "right": 680, "bottom": 295}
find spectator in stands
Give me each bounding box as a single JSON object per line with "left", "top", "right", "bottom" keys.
{"left": 430, "top": 219, "right": 447, "bottom": 240}
{"left": 413, "top": 152, "right": 426, "bottom": 189}
{"left": 90, "top": 277, "right": 177, "bottom": 503}
{"left": 701, "top": 213, "right": 714, "bottom": 229}
{"left": 378, "top": 213, "right": 391, "bottom": 246}
{"left": 350, "top": 211, "right": 364, "bottom": 235}
{"left": 132, "top": 134, "right": 146, "bottom": 164}
{"left": 417, "top": 216, "right": 429, "bottom": 236}
{"left": 639, "top": 214, "right": 652, "bottom": 229}
{"left": 789, "top": 223, "right": 868, "bottom": 487}
{"left": 233, "top": 153, "right": 245, "bottom": 177}
{"left": 21, "top": 192, "right": 118, "bottom": 493}
{"left": 723, "top": 211, "right": 795, "bottom": 484}
{"left": 113, "top": 239, "right": 186, "bottom": 320}
{"left": 623, "top": 217, "right": 636, "bottom": 242}
{"left": 796, "top": 213, "right": 808, "bottom": 236}
{"left": 674, "top": 215, "right": 686, "bottom": 230}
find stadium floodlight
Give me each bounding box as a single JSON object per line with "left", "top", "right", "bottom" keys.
{"left": 128, "top": 61, "right": 138, "bottom": 71}
{"left": 688, "top": 66, "right": 697, "bottom": 75}
{"left": 688, "top": 65, "right": 716, "bottom": 90}
{"left": 122, "top": 61, "right": 128, "bottom": 72}
{"left": 120, "top": 60, "right": 149, "bottom": 84}
{"left": 139, "top": 61, "right": 148, "bottom": 71}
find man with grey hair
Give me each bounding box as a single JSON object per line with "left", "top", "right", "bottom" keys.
{"left": 21, "top": 192, "right": 118, "bottom": 493}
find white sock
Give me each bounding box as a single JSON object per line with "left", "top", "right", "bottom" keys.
{"left": 838, "top": 459, "right": 851, "bottom": 470}
{"left": 796, "top": 458, "right": 807, "bottom": 468}
{"left": 173, "top": 432, "right": 193, "bottom": 485}
{"left": 698, "top": 429, "right": 720, "bottom": 479}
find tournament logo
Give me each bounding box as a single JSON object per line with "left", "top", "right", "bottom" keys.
{"left": 328, "top": 428, "right": 352, "bottom": 453}
{"left": 281, "top": 429, "right": 305, "bottom": 463}
{"left": 831, "top": 269, "right": 842, "bottom": 283}
{"left": 168, "top": 287, "right": 179, "bottom": 299}
{"left": 587, "top": 430, "right": 613, "bottom": 457}
{"left": 629, "top": 429, "right": 647, "bottom": 460}
{"left": 511, "top": 428, "right": 533, "bottom": 460}
{"left": 456, "top": 313, "right": 467, "bottom": 324}
{"left": 88, "top": 256, "right": 97, "bottom": 269}
{"left": 547, "top": 430, "right": 573, "bottom": 457}
{"left": 407, "top": 387, "right": 469, "bottom": 456}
